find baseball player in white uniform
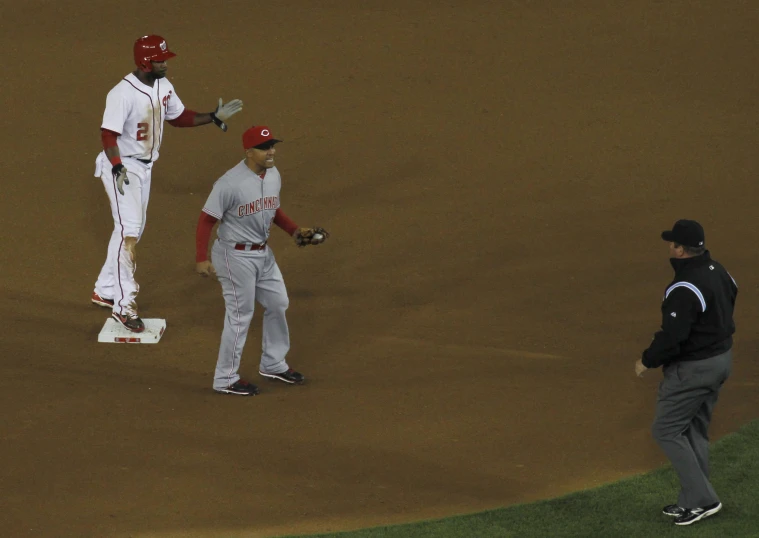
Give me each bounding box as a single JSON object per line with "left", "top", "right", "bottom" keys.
{"left": 91, "top": 35, "right": 243, "bottom": 333}
{"left": 195, "top": 126, "right": 330, "bottom": 395}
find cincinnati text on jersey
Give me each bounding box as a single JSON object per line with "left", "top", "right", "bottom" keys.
{"left": 238, "top": 196, "right": 280, "bottom": 217}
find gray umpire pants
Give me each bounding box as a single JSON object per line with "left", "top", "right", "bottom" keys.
{"left": 652, "top": 350, "right": 732, "bottom": 509}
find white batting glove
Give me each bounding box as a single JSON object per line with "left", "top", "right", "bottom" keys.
{"left": 215, "top": 98, "right": 243, "bottom": 121}
{"left": 112, "top": 164, "right": 129, "bottom": 196}
{"left": 211, "top": 98, "right": 243, "bottom": 132}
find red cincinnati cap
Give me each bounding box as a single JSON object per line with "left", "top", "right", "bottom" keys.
{"left": 242, "top": 126, "right": 282, "bottom": 150}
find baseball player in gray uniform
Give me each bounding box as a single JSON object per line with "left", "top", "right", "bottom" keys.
{"left": 195, "top": 126, "right": 330, "bottom": 395}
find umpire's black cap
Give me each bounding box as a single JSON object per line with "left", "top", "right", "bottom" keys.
{"left": 661, "top": 219, "right": 705, "bottom": 248}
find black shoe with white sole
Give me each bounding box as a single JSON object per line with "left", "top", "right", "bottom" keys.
{"left": 111, "top": 312, "right": 145, "bottom": 333}
{"left": 215, "top": 380, "right": 260, "bottom": 396}
{"left": 662, "top": 505, "right": 686, "bottom": 517}
{"left": 674, "top": 502, "right": 722, "bottom": 526}
{"left": 259, "top": 368, "right": 305, "bottom": 384}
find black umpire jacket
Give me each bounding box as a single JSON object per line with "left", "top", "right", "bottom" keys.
{"left": 642, "top": 251, "right": 738, "bottom": 369}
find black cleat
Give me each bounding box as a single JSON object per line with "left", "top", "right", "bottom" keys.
{"left": 674, "top": 502, "right": 722, "bottom": 526}
{"left": 662, "top": 505, "right": 686, "bottom": 517}
{"left": 214, "top": 380, "right": 260, "bottom": 396}
{"left": 111, "top": 312, "right": 145, "bottom": 333}
{"left": 259, "top": 368, "right": 305, "bottom": 384}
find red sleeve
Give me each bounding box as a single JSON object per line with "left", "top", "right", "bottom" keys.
{"left": 273, "top": 208, "right": 298, "bottom": 236}
{"left": 101, "top": 129, "right": 122, "bottom": 166}
{"left": 196, "top": 211, "right": 219, "bottom": 262}
{"left": 167, "top": 109, "right": 198, "bottom": 128}
{"left": 101, "top": 129, "right": 119, "bottom": 149}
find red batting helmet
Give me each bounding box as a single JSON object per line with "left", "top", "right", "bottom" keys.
{"left": 133, "top": 35, "right": 177, "bottom": 72}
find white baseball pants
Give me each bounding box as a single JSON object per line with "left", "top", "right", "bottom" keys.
{"left": 93, "top": 153, "right": 153, "bottom": 316}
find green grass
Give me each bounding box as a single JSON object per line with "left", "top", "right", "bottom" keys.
{"left": 283, "top": 420, "right": 759, "bottom": 537}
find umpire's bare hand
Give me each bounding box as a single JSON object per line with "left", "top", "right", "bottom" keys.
{"left": 635, "top": 359, "right": 648, "bottom": 377}
{"left": 196, "top": 261, "right": 216, "bottom": 278}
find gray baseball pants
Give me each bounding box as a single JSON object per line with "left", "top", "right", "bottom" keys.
{"left": 211, "top": 240, "right": 291, "bottom": 390}
{"left": 652, "top": 349, "right": 732, "bottom": 509}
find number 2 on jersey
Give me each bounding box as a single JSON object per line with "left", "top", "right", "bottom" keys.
{"left": 137, "top": 122, "right": 149, "bottom": 141}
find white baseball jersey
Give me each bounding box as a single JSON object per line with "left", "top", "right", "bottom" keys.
{"left": 101, "top": 73, "right": 185, "bottom": 162}
{"left": 202, "top": 161, "right": 282, "bottom": 244}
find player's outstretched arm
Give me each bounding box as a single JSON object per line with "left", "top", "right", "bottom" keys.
{"left": 209, "top": 98, "right": 243, "bottom": 132}
{"left": 168, "top": 99, "right": 244, "bottom": 132}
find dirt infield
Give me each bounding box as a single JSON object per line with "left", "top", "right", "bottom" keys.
{"left": 2, "top": 1, "right": 758, "bottom": 537}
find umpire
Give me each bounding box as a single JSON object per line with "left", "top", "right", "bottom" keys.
{"left": 635, "top": 219, "right": 738, "bottom": 526}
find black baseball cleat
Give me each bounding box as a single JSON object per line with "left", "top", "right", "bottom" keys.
{"left": 673, "top": 502, "right": 722, "bottom": 526}
{"left": 214, "top": 380, "right": 260, "bottom": 396}
{"left": 662, "top": 505, "right": 686, "bottom": 517}
{"left": 91, "top": 292, "right": 114, "bottom": 308}
{"left": 259, "top": 368, "right": 305, "bottom": 384}
{"left": 111, "top": 312, "right": 145, "bottom": 333}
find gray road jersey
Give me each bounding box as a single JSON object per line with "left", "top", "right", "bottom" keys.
{"left": 202, "top": 161, "right": 282, "bottom": 244}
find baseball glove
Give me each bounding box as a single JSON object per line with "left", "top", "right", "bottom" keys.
{"left": 294, "top": 227, "right": 330, "bottom": 247}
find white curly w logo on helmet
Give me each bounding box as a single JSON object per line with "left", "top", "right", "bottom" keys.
{"left": 160, "top": 41, "right": 167, "bottom": 51}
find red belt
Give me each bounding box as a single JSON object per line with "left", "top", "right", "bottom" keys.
{"left": 234, "top": 242, "right": 267, "bottom": 251}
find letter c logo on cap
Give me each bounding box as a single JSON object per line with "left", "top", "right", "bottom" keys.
{"left": 261, "top": 129, "right": 269, "bottom": 136}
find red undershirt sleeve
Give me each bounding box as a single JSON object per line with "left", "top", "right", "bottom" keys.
{"left": 196, "top": 212, "right": 219, "bottom": 262}
{"left": 101, "top": 129, "right": 119, "bottom": 149}
{"left": 101, "top": 129, "right": 122, "bottom": 166}
{"left": 273, "top": 208, "right": 299, "bottom": 236}
{"left": 167, "top": 109, "right": 198, "bottom": 128}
